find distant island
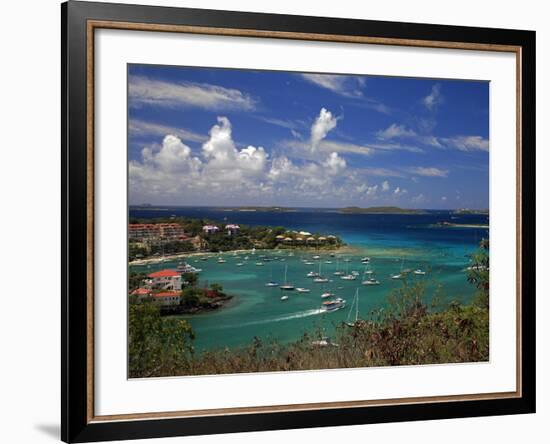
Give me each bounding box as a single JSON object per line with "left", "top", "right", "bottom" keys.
{"left": 338, "top": 206, "right": 426, "bottom": 214}
{"left": 221, "top": 206, "right": 297, "bottom": 213}
{"left": 453, "top": 208, "right": 489, "bottom": 215}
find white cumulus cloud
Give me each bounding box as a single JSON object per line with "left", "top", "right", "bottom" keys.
{"left": 322, "top": 152, "right": 347, "bottom": 175}
{"left": 310, "top": 108, "right": 338, "bottom": 151}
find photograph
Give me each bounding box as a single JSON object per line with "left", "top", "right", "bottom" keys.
{"left": 127, "top": 64, "right": 490, "bottom": 378}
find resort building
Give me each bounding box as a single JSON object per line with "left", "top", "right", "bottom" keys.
{"left": 151, "top": 291, "right": 181, "bottom": 306}
{"left": 225, "top": 224, "right": 240, "bottom": 236}
{"left": 129, "top": 223, "right": 187, "bottom": 242}
{"left": 130, "top": 287, "right": 152, "bottom": 301}
{"left": 275, "top": 235, "right": 285, "bottom": 242}
{"left": 202, "top": 224, "right": 220, "bottom": 235}
{"left": 145, "top": 269, "right": 183, "bottom": 291}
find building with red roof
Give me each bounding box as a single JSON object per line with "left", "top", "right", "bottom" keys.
{"left": 145, "top": 269, "right": 182, "bottom": 291}
{"left": 151, "top": 291, "right": 181, "bottom": 306}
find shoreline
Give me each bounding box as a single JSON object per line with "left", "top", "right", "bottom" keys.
{"left": 129, "top": 245, "right": 360, "bottom": 266}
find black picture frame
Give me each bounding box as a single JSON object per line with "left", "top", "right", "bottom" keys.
{"left": 62, "top": 1, "right": 536, "bottom": 442}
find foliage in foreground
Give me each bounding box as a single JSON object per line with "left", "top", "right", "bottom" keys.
{"left": 128, "top": 240, "right": 490, "bottom": 378}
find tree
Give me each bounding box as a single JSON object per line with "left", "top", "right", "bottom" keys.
{"left": 210, "top": 283, "right": 224, "bottom": 294}
{"left": 181, "top": 287, "right": 202, "bottom": 307}
{"left": 182, "top": 272, "right": 198, "bottom": 287}
{"left": 128, "top": 301, "right": 194, "bottom": 377}
{"left": 467, "top": 238, "right": 490, "bottom": 308}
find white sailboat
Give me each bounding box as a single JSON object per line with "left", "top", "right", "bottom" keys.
{"left": 265, "top": 267, "right": 279, "bottom": 287}
{"left": 333, "top": 257, "right": 344, "bottom": 276}
{"left": 391, "top": 257, "right": 405, "bottom": 279}
{"left": 313, "top": 261, "right": 329, "bottom": 283}
{"left": 346, "top": 289, "right": 361, "bottom": 326}
{"left": 340, "top": 262, "right": 356, "bottom": 280}
{"left": 279, "top": 264, "right": 295, "bottom": 290}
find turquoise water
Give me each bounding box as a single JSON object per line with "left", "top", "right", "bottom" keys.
{"left": 129, "top": 208, "right": 489, "bottom": 352}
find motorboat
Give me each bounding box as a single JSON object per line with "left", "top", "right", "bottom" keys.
{"left": 321, "top": 298, "right": 346, "bottom": 312}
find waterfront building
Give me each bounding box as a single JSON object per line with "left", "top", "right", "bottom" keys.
{"left": 130, "top": 287, "right": 152, "bottom": 301}
{"left": 145, "top": 269, "right": 183, "bottom": 291}
{"left": 151, "top": 291, "right": 181, "bottom": 306}
{"left": 129, "top": 223, "right": 187, "bottom": 242}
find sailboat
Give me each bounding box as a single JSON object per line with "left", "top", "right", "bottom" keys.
{"left": 391, "top": 257, "right": 405, "bottom": 279}
{"left": 340, "top": 262, "right": 357, "bottom": 280}
{"left": 265, "top": 267, "right": 279, "bottom": 287}
{"left": 313, "top": 261, "right": 329, "bottom": 283}
{"left": 279, "top": 264, "right": 295, "bottom": 290}
{"left": 333, "top": 257, "right": 344, "bottom": 276}
{"left": 346, "top": 289, "right": 361, "bottom": 326}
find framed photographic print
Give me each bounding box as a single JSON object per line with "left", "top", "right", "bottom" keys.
{"left": 61, "top": 1, "right": 536, "bottom": 442}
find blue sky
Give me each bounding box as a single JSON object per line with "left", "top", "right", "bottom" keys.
{"left": 128, "top": 64, "right": 489, "bottom": 209}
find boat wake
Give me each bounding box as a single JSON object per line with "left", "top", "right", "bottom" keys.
{"left": 204, "top": 309, "right": 324, "bottom": 331}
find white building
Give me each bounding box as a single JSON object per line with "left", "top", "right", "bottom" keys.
{"left": 202, "top": 224, "right": 220, "bottom": 235}
{"left": 145, "top": 269, "right": 182, "bottom": 291}
{"left": 225, "top": 224, "right": 240, "bottom": 235}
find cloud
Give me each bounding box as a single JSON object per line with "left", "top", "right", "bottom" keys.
{"left": 394, "top": 187, "right": 407, "bottom": 195}
{"left": 412, "top": 193, "right": 427, "bottom": 204}
{"left": 281, "top": 139, "right": 374, "bottom": 158}
{"left": 442, "top": 135, "right": 489, "bottom": 152}
{"left": 422, "top": 84, "right": 443, "bottom": 110}
{"left": 382, "top": 180, "right": 390, "bottom": 191}
{"left": 128, "top": 76, "right": 256, "bottom": 111}
{"left": 322, "top": 152, "right": 347, "bottom": 175}
{"left": 257, "top": 116, "right": 301, "bottom": 130}
{"left": 290, "top": 129, "right": 302, "bottom": 139}
{"left": 356, "top": 167, "right": 406, "bottom": 178}
{"left": 366, "top": 184, "right": 378, "bottom": 196}
{"left": 300, "top": 74, "right": 366, "bottom": 98}
{"left": 376, "top": 124, "right": 417, "bottom": 140}
{"left": 310, "top": 108, "right": 339, "bottom": 151}
{"left": 129, "top": 119, "right": 207, "bottom": 143}
{"left": 130, "top": 115, "right": 354, "bottom": 206}
{"left": 407, "top": 166, "right": 449, "bottom": 177}
{"left": 441, "top": 196, "right": 447, "bottom": 201}
{"left": 201, "top": 117, "right": 268, "bottom": 179}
